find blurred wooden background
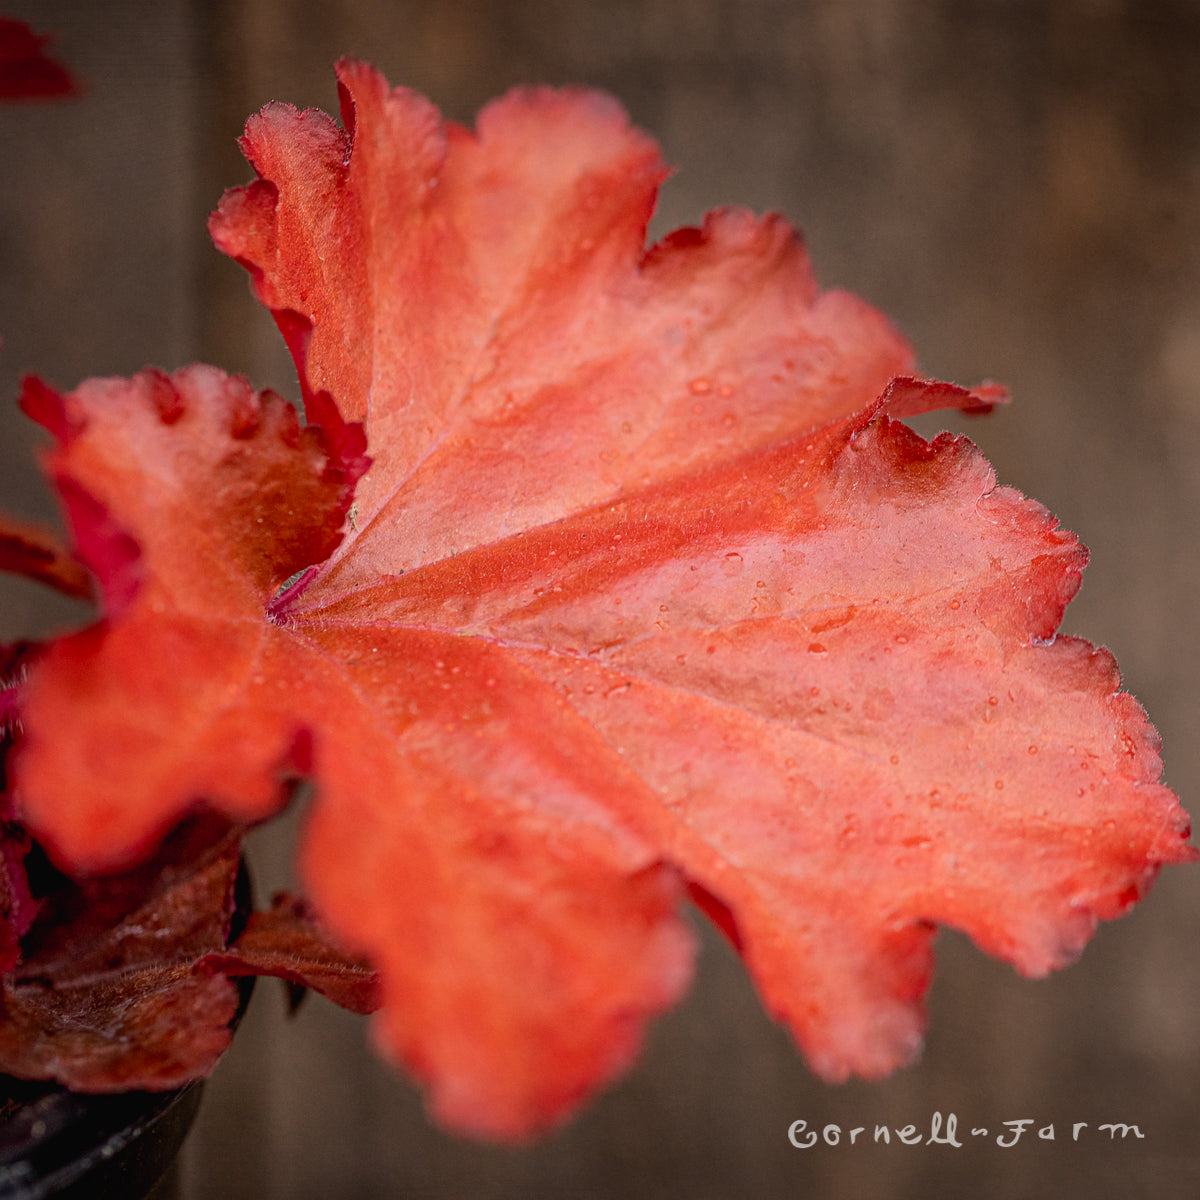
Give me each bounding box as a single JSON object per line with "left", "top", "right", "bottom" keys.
{"left": 2, "top": 1, "right": 1199, "bottom": 1196}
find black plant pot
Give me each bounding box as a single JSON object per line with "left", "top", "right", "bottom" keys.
{"left": 0, "top": 1078, "right": 203, "bottom": 1200}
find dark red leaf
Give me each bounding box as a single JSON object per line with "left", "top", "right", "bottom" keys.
{"left": 200, "top": 892, "right": 380, "bottom": 1015}
{"left": 0, "top": 19, "right": 78, "bottom": 102}
{"left": 0, "top": 514, "right": 93, "bottom": 602}
{"left": 0, "top": 818, "right": 242, "bottom": 1091}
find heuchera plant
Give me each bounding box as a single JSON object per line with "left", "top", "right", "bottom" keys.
{"left": 0, "top": 52, "right": 1193, "bottom": 1141}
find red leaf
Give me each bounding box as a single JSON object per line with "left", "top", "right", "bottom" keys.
{"left": 0, "top": 19, "right": 78, "bottom": 101}
{"left": 9, "top": 65, "right": 1193, "bottom": 1139}
{"left": 208, "top": 61, "right": 936, "bottom": 590}
{"left": 14, "top": 366, "right": 365, "bottom": 859}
